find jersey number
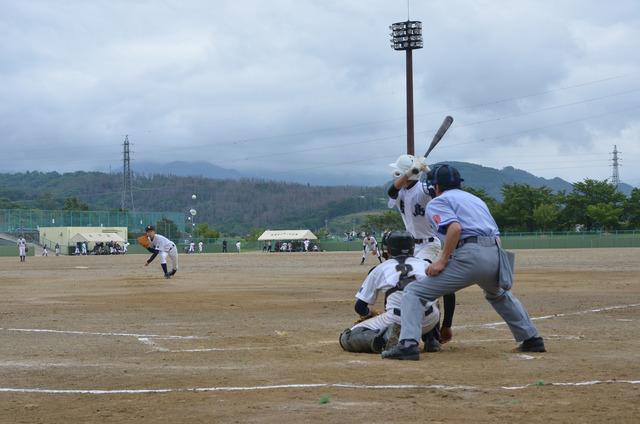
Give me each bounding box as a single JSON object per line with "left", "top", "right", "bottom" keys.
{"left": 412, "top": 204, "right": 426, "bottom": 217}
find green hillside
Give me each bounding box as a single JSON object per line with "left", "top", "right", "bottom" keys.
{"left": 1, "top": 163, "right": 635, "bottom": 234}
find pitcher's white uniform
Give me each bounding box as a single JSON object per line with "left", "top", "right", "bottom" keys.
{"left": 149, "top": 234, "right": 178, "bottom": 270}
{"left": 388, "top": 181, "right": 441, "bottom": 263}
{"left": 361, "top": 235, "right": 381, "bottom": 263}
{"left": 353, "top": 256, "right": 439, "bottom": 333}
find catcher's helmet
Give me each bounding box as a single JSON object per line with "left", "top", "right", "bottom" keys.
{"left": 384, "top": 230, "right": 415, "bottom": 257}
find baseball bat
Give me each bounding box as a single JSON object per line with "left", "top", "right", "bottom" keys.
{"left": 411, "top": 115, "right": 454, "bottom": 175}
{"left": 424, "top": 115, "right": 454, "bottom": 159}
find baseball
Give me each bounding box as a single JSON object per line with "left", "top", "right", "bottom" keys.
{"left": 191, "top": 194, "right": 197, "bottom": 200}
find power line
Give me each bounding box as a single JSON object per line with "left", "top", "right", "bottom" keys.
{"left": 152, "top": 71, "right": 640, "bottom": 149}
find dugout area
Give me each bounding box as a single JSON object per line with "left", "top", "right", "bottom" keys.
{"left": 1, "top": 249, "right": 639, "bottom": 423}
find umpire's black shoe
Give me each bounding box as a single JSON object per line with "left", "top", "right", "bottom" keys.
{"left": 517, "top": 336, "right": 546, "bottom": 353}
{"left": 164, "top": 273, "right": 171, "bottom": 279}
{"left": 381, "top": 343, "right": 420, "bottom": 360}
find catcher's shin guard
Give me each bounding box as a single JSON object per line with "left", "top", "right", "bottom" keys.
{"left": 339, "top": 327, "right": 378, "bottom": 353}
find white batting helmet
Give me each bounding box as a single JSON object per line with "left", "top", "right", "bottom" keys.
{"left": 389, "top": 154, "right": 420, "bottom": 181}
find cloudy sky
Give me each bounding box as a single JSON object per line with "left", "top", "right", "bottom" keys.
{"left": 1, "top": 0, "right": 639, "bottom": 186}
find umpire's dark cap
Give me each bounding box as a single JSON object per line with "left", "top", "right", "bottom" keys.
{"left": 429, "top": 164, "right": 464, "bottom": 187}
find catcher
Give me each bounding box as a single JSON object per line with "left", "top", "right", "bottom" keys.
{"left": 138, "top": 225, "right": 178, "bottom": 279}
{"left": 339, "top": 231, "right": 442, "bottom": 354}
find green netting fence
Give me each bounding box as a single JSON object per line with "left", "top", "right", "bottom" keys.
{"left": 0, "top": 209, "right": 184, "bottom": 234}
{"left": 127, "top": 230, "right": 640, "bottom": 254}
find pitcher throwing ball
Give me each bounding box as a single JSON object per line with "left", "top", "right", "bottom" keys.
{"left": 382, "top": 165, "right": 545, "bottom": 360}
{"left": 140, "top": 225, "right": 178, "bottom": 279}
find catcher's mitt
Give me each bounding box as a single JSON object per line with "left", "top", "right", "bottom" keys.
{"left": 354, "top": 309, "right": 380, "bottom": 324}
{"left": 136, "top": 235, "right": 151, "bottom": 249}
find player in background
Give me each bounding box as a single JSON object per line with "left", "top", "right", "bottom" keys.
{"left": 17, "top": 236, "right": 27, "bottom": 262}
{"left": 42, "top": 245, "right": 49, "bottom": 256}
{"left": 222, "top": 239, "right": 228, "bottom": 253}
{"left": 303, "top": 238, "right": 310, "bottom": 252}
{"left": 340, "top": 231, "right": 443, "bottom": 353}
{"left": 81, "top": 242, "right": 87, "bottom": 256}
{"left": 235, "top": 240, "right": 241, "bottom": 253}
{"left": 54, "top": 242, "right": 60, "bottom": 256}
{"left": 387, "top": 154, "right": 456, "bottom": 348}
{"left": 143, "top": 225, "right": 178, "bottom": 279}
{"left": 188, "top": 241, "right": 195, "bottom": 254}
{"left": 198, "top": 241, "right": 204, "bottom": 253}
{"left": 360, "top": 234, "right": 382, "bottom": 265}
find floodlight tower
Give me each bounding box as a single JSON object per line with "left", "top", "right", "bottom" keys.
{"left": 390, "top": 20, "right": 423, "bottom": 155}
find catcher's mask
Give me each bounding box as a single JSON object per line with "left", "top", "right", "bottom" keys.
{"left": 384, "top": 230, "right": 415, "bottom": 257}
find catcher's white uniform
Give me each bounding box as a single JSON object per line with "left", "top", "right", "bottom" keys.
{"left": 353, "top": 256, "right": 439, "bottom": 333}
{"left": 388, "top": 181, "right": 441, "bottom": 263}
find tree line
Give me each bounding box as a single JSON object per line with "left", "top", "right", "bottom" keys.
{"left": 364, "top": 178, "right": 640, "bottom": 234}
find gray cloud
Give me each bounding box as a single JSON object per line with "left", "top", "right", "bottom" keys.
{"left": 0, "top": 0, "right": 639, "bottom": 186}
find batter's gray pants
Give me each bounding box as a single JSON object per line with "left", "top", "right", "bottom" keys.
{"left": 399, "top": 239, "right": 539, "bottom": 343}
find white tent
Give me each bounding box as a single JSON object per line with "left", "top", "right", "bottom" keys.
{"left": 258, "top": 230, "right": 317, "bottom": 241}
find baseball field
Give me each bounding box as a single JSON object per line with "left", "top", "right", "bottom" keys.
{"left": 1, "top": 248, "right": 639, "bottom": 423}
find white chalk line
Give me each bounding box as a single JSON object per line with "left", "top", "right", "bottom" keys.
{"left": 0, "top": 327, "right": 205, "bottom": 340}
{"left": 0, "top": 379, "right": 638, "bottom": 396}
{"left": 455, "top": 303, "right": 640, "bottom": 329}
{"left": 2, "top": 303, "right": 636, "bottom": 353}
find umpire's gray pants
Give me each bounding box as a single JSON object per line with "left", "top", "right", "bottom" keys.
{"left": 399, "top": 240, "right": 539, "bottom": 343}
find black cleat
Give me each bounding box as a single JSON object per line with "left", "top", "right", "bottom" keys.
{"left": 169, "top": 269, "right": 177, "bottom": 276}
{"left": 164, "top": 273, "right": 172, "bottom": 279}
{"left": 517, "top": 336, "right": 546, "bottom": 353}
{"left": 381, "top": 343, "right": 420, "bottom": 360}
{"left": 360, "top": 259, "right": 365, "bottom": 265}
{"left": 423, "top": 335, "right": 442, "bottom": 353}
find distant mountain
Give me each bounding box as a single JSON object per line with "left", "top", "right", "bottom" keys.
{"left": 135, "top": 161, "right": 241, "bottom": 179}
{"left": 443, "top": 162, "right": 573, "bottom": 200}
{"left": 127, "top": 160, "right": 634, "bottom": 197}
{"left": 437, "top": 162, "right": 633, "bottom": 199}
{"left": 2, "top": 161, "right": 634, "bottom": 234}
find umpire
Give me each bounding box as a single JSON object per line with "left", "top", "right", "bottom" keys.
{"left": 382, "top": 164, "right": 545, "bottom": 360}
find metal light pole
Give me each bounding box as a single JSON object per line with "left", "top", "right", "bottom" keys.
{"left": 390, "top": 20, "right": 423, "bottom": 155}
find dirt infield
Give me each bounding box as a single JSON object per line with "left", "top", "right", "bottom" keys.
{"left": 1, "top": 249, "right": 639, "bottom": 423}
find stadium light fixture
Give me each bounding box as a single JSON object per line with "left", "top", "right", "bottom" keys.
{"left": 390, "top": 20, "right": 423, "bottom": 155}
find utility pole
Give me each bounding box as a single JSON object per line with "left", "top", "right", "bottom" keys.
{"left": 610, "top": 145, "right": 621, "bottom": 189}
{"left": 121, "top": 135, "right": 135, "bottom": 211}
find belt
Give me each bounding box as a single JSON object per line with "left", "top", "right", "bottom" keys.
{"left": 393, "top": 306, "right": 433, "bottom": 317}
{"left": 414, "top": 237, "right": 435, "bottom": 244}
{"left": 456, "top": 236, "right": 478, "bottom": 249}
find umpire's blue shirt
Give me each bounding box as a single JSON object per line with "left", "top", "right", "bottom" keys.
{"left": 427, "top": 189, "right": 500, "bottom": 239}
